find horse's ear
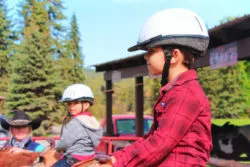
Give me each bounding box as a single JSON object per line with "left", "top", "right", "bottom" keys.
{"left": 224, "top": 122, "right": 230, "bottom": 126}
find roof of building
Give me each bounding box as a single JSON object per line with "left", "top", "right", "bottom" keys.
{"left": 95, "top": 15, "right": 250, "bottom": 72}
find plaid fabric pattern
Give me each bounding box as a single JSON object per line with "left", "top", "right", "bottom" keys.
{"left": 113, "top": 70, "right": 213, "bottom": 167}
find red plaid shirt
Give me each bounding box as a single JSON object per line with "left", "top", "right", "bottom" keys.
{"left": 113, "top": 70, "right": 213, "bottom": 167}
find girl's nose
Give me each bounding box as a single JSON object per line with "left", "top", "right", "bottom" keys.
{"left": 144, "top": 54, "right": 148, "bottom": 60}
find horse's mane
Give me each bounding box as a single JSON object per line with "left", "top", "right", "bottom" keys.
{"left": 0, "top": 147, "right": 40, "bottom": 167}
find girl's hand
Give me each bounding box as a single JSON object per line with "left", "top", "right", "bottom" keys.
{"left": 54, "top": 151, "right": 63, "bottom": 159}
{"left": 94, "top": 156, "right": 115, "bottom": 167}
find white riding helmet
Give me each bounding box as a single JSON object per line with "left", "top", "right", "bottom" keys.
{"left": 59, "top": 84, "right": 94, "bottom": 105}
{"left": 128, "top": 8, "right": 209, "bottom": 53}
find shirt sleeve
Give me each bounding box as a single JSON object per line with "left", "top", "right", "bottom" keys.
{"left": 113, "top": 89, "right": 201, "bottom": 166}
{"left": 55, "top": 119, "right": 85, "bottom": 152}
{"left": 34, "top": 144, "right": 45, "bottom": 152}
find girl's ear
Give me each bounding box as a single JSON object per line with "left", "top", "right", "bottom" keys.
{"left": 170, "top": 49, "right": 180, "bottom": 64}
{"left": 83, "top": 102, "right": 90, "bottom": 111}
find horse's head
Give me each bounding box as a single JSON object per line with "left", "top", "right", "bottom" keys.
{"left": 0, "top": 147, "right": 44, "bottom": 167}
{"left": 212, "top": 122, "right": 239, "bottom": 139}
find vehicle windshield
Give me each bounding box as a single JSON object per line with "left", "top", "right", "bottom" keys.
{"left": 116, "top": 118, "right": 153, "bottom": 135}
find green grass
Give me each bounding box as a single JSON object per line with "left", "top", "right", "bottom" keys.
{"left": 212, "top": 119, "right": 250, "bottom": 126}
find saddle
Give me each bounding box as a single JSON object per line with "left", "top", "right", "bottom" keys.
{"left": 44, "top": 138, "right": 112, "bottom": 167}
{"left": 72, "top": 154, "right": 112, "bottom": 167}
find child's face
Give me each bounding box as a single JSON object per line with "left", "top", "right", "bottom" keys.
{"left": 67, "top": 101, "right": 90, "bottom": 115}
{"left": 144, "top": 46, "right": 165, "bottom": 75}
{"left": 11, "top": 125, "right": 31, "bottom": 141}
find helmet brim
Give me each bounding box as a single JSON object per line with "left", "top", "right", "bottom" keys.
{"left": 128, "top": 43, "right": 146, "bottom": 52}
{"left": 59, "top": 97, "right": 94, "bottom": 105}
{"left": 58, "top": 99, "right": 71, "bottom": 103}
{"left": 128, "top": 35, "right": 163, "bottom": 52}
{"left": 128, "top": 35, "right": 209, "bottom": 53}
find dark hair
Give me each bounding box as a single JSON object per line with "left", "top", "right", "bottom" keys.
{"left": 180, "top": 47, "right": 195, "bottom": 69}
{"left": 166, "top": 45, "right": 200, "bottom": 69}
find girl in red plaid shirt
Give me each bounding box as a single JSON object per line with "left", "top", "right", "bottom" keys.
{"left": 98, "top": 8, "right": 213, "bottom": 167}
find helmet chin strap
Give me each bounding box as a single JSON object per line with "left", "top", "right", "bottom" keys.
{"left": 67, "top": 111, "right": 72, "bottom": 116}
{"left": 81, "top": 102, "right": 84, "bottom": 112}
{"left": 161, "top": 47, "right": 172, "bottom": 87}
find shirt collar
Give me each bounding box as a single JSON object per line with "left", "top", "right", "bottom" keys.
{"left": 72, "top": 111, "right": 92, "bottom": 118}
{"left": 160, "top": 69, "right": 198, "bottom": 93}
{"left": 10, "top": 136, "right": 31, "bottom": 148}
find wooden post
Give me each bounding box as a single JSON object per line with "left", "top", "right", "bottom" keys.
{"left": 106, "top": 80, "right": 113, "bottom": 136}
{"left": 135, "top": 76, "right": 144, "bottom": 137}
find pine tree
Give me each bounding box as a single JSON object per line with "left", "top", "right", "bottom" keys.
{"left": 42, "top": 0, "right": 67, "bottom": 89}
{"left": 68, "top": 14, "right": 85, "bottom": 82}
{"left": 0, "top": 1, "right": 14, "bottom": 98}
{"left": 65, "top": 14, "right": 85, "bottom": 83}
{"left": 7, "top": 0, "right": 57, "bottom": 124}
{"left": 55, "top": 13, "right": 85, "bottom": 99}
{"left": 46, "top": 0, "right": 66, "bottom": 40}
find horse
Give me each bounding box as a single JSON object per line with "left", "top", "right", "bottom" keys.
{"left": 238, "top": 124, "right": 250, "bottom": 141}
{"left": 211, "top": 122, "right": 250, "bottom": 161}
{"left": 0, "top": 147, "right": 42, "bottom": 167}
{"left": 0, "top": 146, "right": 112, "bottom": 167}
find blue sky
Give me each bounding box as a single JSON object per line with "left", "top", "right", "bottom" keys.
{"left": 7, "top": 0, "right": 250, "bottom": 68}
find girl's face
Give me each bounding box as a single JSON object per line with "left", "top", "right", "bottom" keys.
{"left": 67, "top": 101, "right": 90, "bottom": 115}
{"left": 11, "top": 126, "right": 31, "bottom": 141}
{"left": 144, "top": 46, "right": 166, "bottom": 76}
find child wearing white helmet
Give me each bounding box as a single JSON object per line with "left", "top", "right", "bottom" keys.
{"left": 100, "top": 8, "right": 213, "bottom": 167}
{"left": 52, "top": 84, "right": 103, "bottom": 167}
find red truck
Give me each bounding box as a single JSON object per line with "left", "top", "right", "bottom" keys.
{"left": 95, "top": 114, "right": 153, "bottom": 154}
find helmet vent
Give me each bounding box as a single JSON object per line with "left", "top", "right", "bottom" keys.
{"left": 194, "top": 16, "right": 204, "bottom": 32}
